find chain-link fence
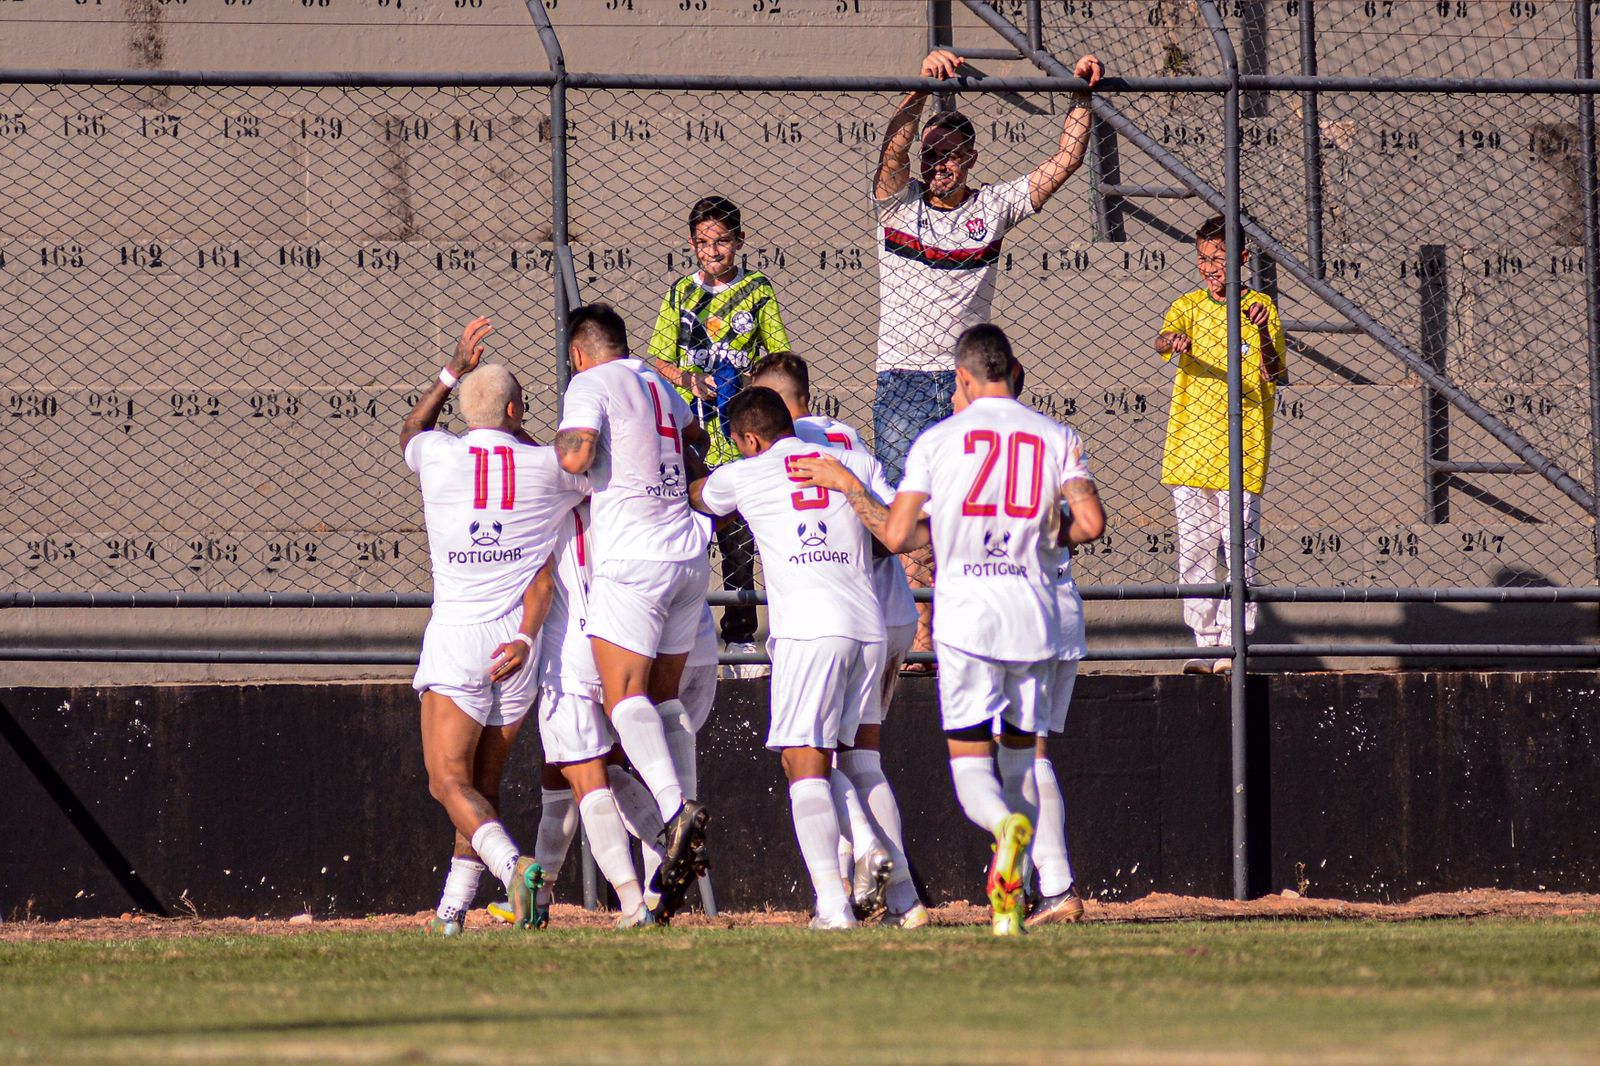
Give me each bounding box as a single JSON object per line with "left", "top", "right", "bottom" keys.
{"left": 4, "top": 2, "right": 1600, "bottom": 622}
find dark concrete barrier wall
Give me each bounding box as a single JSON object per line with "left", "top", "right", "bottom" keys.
{"left": 0, "top": 671, "right": 1593, "bottom": 919}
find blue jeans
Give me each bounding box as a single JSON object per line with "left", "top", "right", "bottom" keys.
{"left": 873, "top": 370, "right": 955, "bottom": 487}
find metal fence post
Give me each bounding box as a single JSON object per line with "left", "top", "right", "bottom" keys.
{"left": 1298, "top": 0, "right": 1325, "bottom": 277}
{"left": 1578, "top": 0, "right": 1600, "bottom": 581}
{"left": 1199, "top": 0, "right": 1250, "bottom": 903}
{"left": 1420, "top": 245, "right": 1451, "bottom": 524}
{"left": 523, "top": 0, "right": 574, "bottom": 412}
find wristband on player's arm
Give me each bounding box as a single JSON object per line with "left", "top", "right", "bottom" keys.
{"left": 439, "top": 367, "right": 459, "bottom": 389}
{"left": 512, "top": 632, "right": 534, "bottom": 650}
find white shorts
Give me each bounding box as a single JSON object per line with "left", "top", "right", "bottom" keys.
{"left": 766, "top": 636, "right": 884, "bottom": 751}
{"left": 586, "top": 555, "right": 711, "bottom": 658}
{"left": 883, "top": 622, "right": 917, "bottom": 677}
{"left": 680, "top": 662, "right": 718, "bottom": 733}
{"left": 933, "top": 640, "right": 1053, "bottom": 735}
{"left": 1046, "top": 659, "right": 1079, "bottom": 735}
{"left": 414, "top": 612, "right": 539, "bottom": 728}
{"left": 536, "top": 682, "right": 616, "bottom": 764}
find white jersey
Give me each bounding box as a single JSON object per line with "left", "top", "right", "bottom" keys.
{"left": 874, "top": 175, "right": 1034, "bottom": 373}
{"left": 1049, "top": 425, "right": 1095, "bottom": 662}
{"left": 795, "top": 414, "right": 919, "bottom": 629}
{"left": 698, "top": 435, "right": 886, "bottom": 643}
{"left": 558, "top": 357, "right": 711, "bottom": 564}
{"left": 406, "top": 428, "right": 588, "bottom": 626}
{"left": 899, "top": 396, "right": 1077, "bottom": 661}
{"left": 541, "top": 501, "right": 601, "bottom": 694}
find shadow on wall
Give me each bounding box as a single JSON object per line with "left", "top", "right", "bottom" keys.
{"left": 1253, "top": 565, "right": 1599, "bottom": 672}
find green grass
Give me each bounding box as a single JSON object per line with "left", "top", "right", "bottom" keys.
{"left": 3, "top": 918, "right": 1599, "bottom": 1065}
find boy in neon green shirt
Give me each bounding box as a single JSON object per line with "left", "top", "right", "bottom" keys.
{"left": 1155, "top": 215, "right": 1286, "bottom": 673}
{"left": 647, "top": 196, "right": 790, "bottom": 668}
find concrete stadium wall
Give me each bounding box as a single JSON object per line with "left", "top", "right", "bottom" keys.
{"left": 1, "top": 1, "right": 1598, "bottom": 683}
{"left": 3, "top": 670, "right": 1596, "bottom": 919}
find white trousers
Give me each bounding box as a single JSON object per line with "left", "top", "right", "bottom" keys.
{"left": 1172, "top": 485, "right": 1260, "bottom": 648}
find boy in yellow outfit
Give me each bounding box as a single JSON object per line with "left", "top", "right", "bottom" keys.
{"left": 1154, "top": 215, "right": 1286, "bottom": 674}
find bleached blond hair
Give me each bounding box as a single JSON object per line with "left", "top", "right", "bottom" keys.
{"left": 460, "top": 362, "right": 520, "bottom": 428}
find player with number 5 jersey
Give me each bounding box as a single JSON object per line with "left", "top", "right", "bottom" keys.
{"left": 554, "top": 303, "right": 713, "bottom": 924}
{"left": 688, "top": 387, "right": 888, "bottom": 929}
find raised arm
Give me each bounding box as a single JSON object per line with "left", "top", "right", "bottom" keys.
{"left": 400, "top": 317, "right": 491, "bottom": 453}
{"left": 1028, "top": 54, "right": 1103, "bottom": 211}
{"left": 876, "top": 50, "right": 957, "bottom": 201}
{"left": 489, "top": 552, "right": 557, "bottom": 683}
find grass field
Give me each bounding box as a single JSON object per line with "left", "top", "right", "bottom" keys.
{"left": 3, "top": 905, "right": 1599, "bottom": 1065}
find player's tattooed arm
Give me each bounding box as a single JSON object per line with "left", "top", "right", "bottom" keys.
{"left": 1058, "top": 478, "right": 1106, "bottom": 547}
{"left": 554, "top": 428, "right": 599, "bottom": 475}
{"left": 791, "top": 454, "right": 930, "bottom": 552}
{"left": 489, "top": 553, "right": 557, "bottom": 683}
{"left": 400, "top": 317, "right": 493, "bottom": 452}
{"left": 682, "top": 420, "right": 711, "bottom": 484}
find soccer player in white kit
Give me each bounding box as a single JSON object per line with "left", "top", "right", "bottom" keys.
{"left": 792, "top": 324, "right": 1103, "bottom": 935}
{"left": 968, "top": 355, "right": 1104, "bottom": 926}
{"left": 403, "top": 318, "right": 588, "bottom": 932}
{"left": 687, "top": 387, "right": 888, "bottom": 929}
{"left": 553, "top": 304, "right": 713, "bottom": 922}
{"left": 749, "top": 355, "right": 927, "bottom": 927}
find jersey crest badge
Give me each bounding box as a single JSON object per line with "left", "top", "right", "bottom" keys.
{"left": 965, "top": 217, "right": 989, "bottom": 241}
{"left": 982, "top": 530, "right": 1011, "bottom": 558}
{"left": 797, "top": 521, "right": 829, "bottom": 548}
{"left": 730, "top": 309, "right": 755, "bottom": 335}
{"left": 469, "top": 520, "right": 503, "bottom": 547}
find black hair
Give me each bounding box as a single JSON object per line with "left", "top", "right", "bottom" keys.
{"left": 1196, "top": 215, "right": 1227, "bottom": 244}
{"left": 748, "top": 352, "right": 810, "bottom": 401}
{"left": 922, "top": 111, "right": 977, "bottom": 151}
{"left": 954, "top": 323, "right": 1013, "bottom": 384}
{"left": 568, "top": 303, "right": 628, "bottom": 356}
{"left": 1006, "top": 354, "right": 1026, "bottom": 395}
{"left": 725, "top": 386, "right": 795, "bottom": 442}
{"left": 688, "top": 195, "right": 743, "bottom": 237}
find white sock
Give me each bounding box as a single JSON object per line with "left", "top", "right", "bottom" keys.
{"left": 610, "top": 695, "right": 685, "bottom": 821}
{"left": 607, "top": 765, "right": 665, "bottom": 904}
{"left": 996, "top": 743, "right": 1040, "bottom": 826}
{"left": 1033, "top": 757, "right": 1075, "bottom": 896}
{"left": 789, "top": 777, "right": 852, "bottom": 921}
{"left": 838, "top": 748, "right": 913, "bottom": 894}
{"left": 435, "top": 856, "right": 485, "bottom": 923}
{"left": 579, "top": 789, "right": 645, "bottom": 915}
{"left": 658, "top": 698, "right": 699, "bottom": 801}
{"left": 949, "top": 757, "right": 1010, "bottom": 835}
{"left": 533, "top": 788, "right": 579, "bottom": 907}
{"left": 469, "top": 820, "right": 520, "bottom": 890}
{"left": 830, "top": 766, "right": 877, "bottom": 862}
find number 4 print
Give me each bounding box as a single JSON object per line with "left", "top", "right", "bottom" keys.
{"left": 469, "top": 445, "right": 515, "bottom": 510}
{"left": 647, "top": 380, "right": 682, "bottom": 453}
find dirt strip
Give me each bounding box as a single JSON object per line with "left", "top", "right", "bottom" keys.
{"left": 4, "top": 889, "right": 1598, "bottom": 942}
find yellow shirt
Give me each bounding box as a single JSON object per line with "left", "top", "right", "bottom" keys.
{"left": 1158, "top": 288, "right": 1286, "bottom": 495}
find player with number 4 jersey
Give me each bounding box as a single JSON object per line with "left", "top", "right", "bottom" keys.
{"left": 554, "top": 303, "right": 713, "bottom": 924}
